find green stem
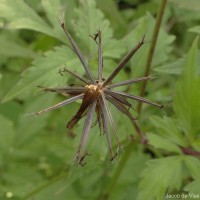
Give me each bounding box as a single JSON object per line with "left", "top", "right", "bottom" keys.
{"left": 99, "top": 141, "right": 134, "bottom": 199}
{"left": 137, "top": 0, "right": 168, "bottom": 114}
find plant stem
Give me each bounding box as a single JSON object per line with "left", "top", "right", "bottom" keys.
{"left": 99, "top": 139, "right": 134, "bottom": 199}
{"left": 137, "top": 0, "right": 168, "bottom": 114}
{"left": 181, "top": 147, "right": 200, "bottom": 157}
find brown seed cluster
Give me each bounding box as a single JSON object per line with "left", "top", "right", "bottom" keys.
{"left": 85, "top": 84, "right": 101, "bottom": 94}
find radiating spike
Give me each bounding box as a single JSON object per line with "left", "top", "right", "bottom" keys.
{"left": 99, "top": 95, "right": 115, "bottom": 160}
{"left": 101, "top": 93, "right": 121, "bottom": 147}
{"left": 109, "top": 76, "right": 151, "bottom": 88}
{"left": 34, "top": 93, "right": 84, "bottom": 116}
{"left": 105, "top": 95, "right": 135, "bottom": 120}
{"left": 105, "top": 90, "right": 132, "bottom": 109}
{"left": 57, "top": 16, "right": 95, "bottom": 84}
{"left": 96, "top": 101, "right": 103, "bottom": 134}
{"left": 97, "top": 30, "right": 103, "bottom": 82}
{"left": 59, "top": 68, "right": 89, "bottom": 84}
{"left": 38, "top": 86, "right": 85, "bottom": 97}
{"left": 38, "top": 86, "right": 85, "bottom": 93}
{"left": 75, "top": 101, "right": 97, "bottom": 164}
{"left": 102, "top": 35, "right": 145, "bottom": 87}
{"left": 105, "top": 90, "right": 163, "bottom": 108}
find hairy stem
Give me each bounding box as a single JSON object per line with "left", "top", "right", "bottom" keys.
{"left": 137, "top": 0, "right": 168, "bottom": 114}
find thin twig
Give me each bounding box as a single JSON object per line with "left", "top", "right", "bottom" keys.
{"left": 108, "top": 76, "right": 151, "bottom": 89}
{"left": 105, "top": 90, "right": 163, "bottom": 108}
{"left": 137, "top": 0, "right": 168, "bottom": 114}
{"left": 180, "top": 147, "right": 200, "bottom": 157}
{"left": 59, "top": 67, "right": 89, "bottom": 84}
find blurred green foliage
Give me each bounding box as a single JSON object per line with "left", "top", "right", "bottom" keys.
{"left": 0, "top": 0, "right": 200, "bottom": 200}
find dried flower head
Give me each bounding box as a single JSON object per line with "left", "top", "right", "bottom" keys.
{"left": 33, "top": 17, "right": 163, "bottom": 166}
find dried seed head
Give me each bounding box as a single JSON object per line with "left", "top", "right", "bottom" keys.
{"left": 33, "top": 18, "right": 163, "bottom": 165}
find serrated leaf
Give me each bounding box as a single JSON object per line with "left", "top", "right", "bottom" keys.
{"left": 0, "top": 0, "right": 66, "bottom": 42}
{"left": 150, "top": 116, "right": 186, "bottom": 147}
{"left": 147, "top": 133, "right": 181, "bottom": 153}
{"left": 2, "top": 45, "right": 80, "bottom": 102}
{"left": 96, "top": 0, "right": 128, "bottom": 37}
{"left": 137, "top": 156, "right": 183, "bottom": 200}
{"left": 123, "top": 13, "right": 175, "bottom": 77}
{"left": 41, "top": 0, "right": 61, "bottom": 27}
{"left": 0, "top": 0, "right": 50, "bottom": 33}
{"left": 154, "top": 51, "right": 200, "bottom": 75}
{"left": 73, "top": 0, "right": 126, "bottom": 60}
{"left": 184, "top": 156, "right": 200, "bottom": 179}
{"left": 154, "top": 58, "right": 184, "bottom": 75}
{"left": 174, "top": 37, "right": 200, "bottom": 137}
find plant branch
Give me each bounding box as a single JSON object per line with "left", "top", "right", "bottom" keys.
{"left": 137, "top": 0, "right": 168, "bottom": 114}
{"left": 180, "top": 147, "right": 200, "bottom": 157}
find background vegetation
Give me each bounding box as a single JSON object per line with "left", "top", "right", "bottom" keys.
{"left": 0, "top": 0, "right": 200, "bottom": 199}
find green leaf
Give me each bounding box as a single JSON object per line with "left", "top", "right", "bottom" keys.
{"left": 2, "top": 163, "right": 44, "bottom": 198}
{"left": 154, "top": 58, "right": 184, "bottom": 75}
{"left": 0, "top": 0, "right": 66, "bottom": 42}
{"left": 0, "top": 114, "right": 15, "bottom": 152}
{"left": 2, "top": 45, "right": 80, "bottom": 102}
{"left": 169, "top": 0, "right": 200, "bottom": 11}
{"left": 72, "top": 0, "right": 126, "bottom": 60}
{"left": 189, "top": 26, "right": 200, "bottom": 34}
{"left": 147, "top": 133, "right": 181, "bottom": 153}
{"left": 41, "top": 0, "right": 61, "bottom": 27}
{"left": 0, "top": 34, "right": 34, "bottom": 58}
{"left": 191, "top": 139, "right": 200, "bottom": 152}
{"left": 174, "top": 37, "right": 200, "bottom": 137}
{"left": 137, "top": 156, "right": 183, "bottom": 200}
{"left": 184, "top": 180, "right": 200, "bottom": 195}
{"left": 15, "top": 94, "right": 56, "bottom": 147}
{"left": 40, "top": 0, "right": 71, "bottom": 43}
{"left": 150, "top": 116, "right": 186, "bottom": 147}
{"left": 184, "top": 156, "right": 200, "bottom": 179}
{"left": 96, "top": 0, "right": 128, "bottom": 37}
{"left": 0, "top": 0, "right": 51, "bottom": 33}
{"left": 154, "top": 51, "right": 200, "bottom": 75}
